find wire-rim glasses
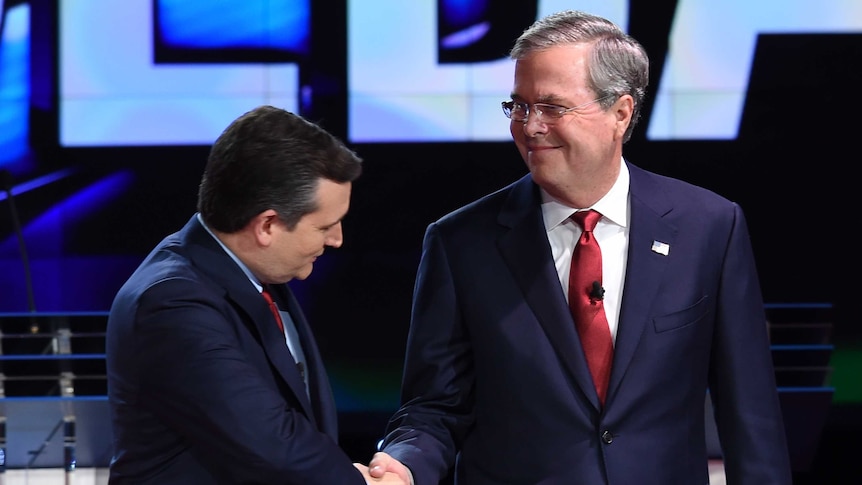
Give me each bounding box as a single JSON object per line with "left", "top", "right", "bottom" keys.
{"left": 501, "top": 94, "right": 616, "bottom": 123}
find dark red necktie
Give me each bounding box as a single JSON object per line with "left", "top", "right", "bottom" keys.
{"left": 261, "top": 286, "right": 285, "bottom": 333}
{"left": 568, "top": 210, "right": 614, "bottom": 404}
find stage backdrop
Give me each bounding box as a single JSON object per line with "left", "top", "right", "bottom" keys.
{"left": 0, "top": 0, "right": 859, "bottom": 418}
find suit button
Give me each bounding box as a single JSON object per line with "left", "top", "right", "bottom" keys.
{"left": 601, "top": 430, "right": 614, "bottom": 444}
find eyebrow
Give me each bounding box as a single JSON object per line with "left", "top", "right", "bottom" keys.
{"left": 510, "top": 93, "right": 568, "bottom": 105}
{"left": 536, "top": 94, "right": 568, "bottom": 104}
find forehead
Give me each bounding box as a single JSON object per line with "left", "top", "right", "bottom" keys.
{"left": 305, "top": 178, "right": 351, "bottom": 222}
{"left": 512, "top": 44, "right": 593, "bottom": 99}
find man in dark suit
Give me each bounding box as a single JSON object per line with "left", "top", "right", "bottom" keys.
{"left": 106, "top": 106, "right": 405, "bottom": 484}
{"left": 368, "top": 10, "right": 792, "bottom": 485}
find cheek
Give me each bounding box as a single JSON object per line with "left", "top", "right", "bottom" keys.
{"left": 510, "top": 121, "right": 527, "bottom": 141}
{"left": 595, "top": 115, "right": 622, "bottom": 139}
{"left": 301, "top": 236, "right": 322, "bottom": 255}
{"left": 286, "top": 234, "right": 314, "bottom": 258}
{"left": 510, "top": 126, "right": 528, "bottom": 155}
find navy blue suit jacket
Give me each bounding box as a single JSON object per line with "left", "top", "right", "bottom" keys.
{"left": 380, "top": 163, "right": 792, "bottom": 485}
{"left": 106, "top": 215, "right": 365, "bottom": 484}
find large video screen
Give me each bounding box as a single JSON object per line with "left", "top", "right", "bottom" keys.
{"left": 58, "top": 0, "right": 308, "bottom": 147}
{"left": 3, "top": 0, "right": 861, "bottom": 423}
{"left": 349, "top": 0, "right": 861, "bottom": 142}
{"left": 347, "top": 0, "right": 624, "bottom": 142}
{"left": 647, "top": 0, "right": 862, "bottom": 140}
{"left": 0, "top": 0, "right": 29, "bottom": 164}
{"left": 56, "top": 0, "right": 862, "bottom": 146}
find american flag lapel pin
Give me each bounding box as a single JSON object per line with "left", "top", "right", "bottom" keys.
{"left": 651, "top": 240, "right": 670, "bottom": 256}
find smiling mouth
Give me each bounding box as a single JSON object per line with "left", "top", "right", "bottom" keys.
{"left": 528, "top": 145, "right": 558, "bottom": 152}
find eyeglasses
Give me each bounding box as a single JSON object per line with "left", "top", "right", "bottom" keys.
{"left": 501, "top": 94, "right": 616, "bottom": 124}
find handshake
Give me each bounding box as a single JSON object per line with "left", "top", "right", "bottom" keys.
{"left": 354, "top": 452, "right": 413, "bottom": 485}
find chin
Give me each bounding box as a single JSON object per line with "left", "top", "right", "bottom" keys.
{"left": 526, "top": 159, "right": 553, "bottom": 179}
{"left": 295, "top": 266, "right": 314, "bottom": 280}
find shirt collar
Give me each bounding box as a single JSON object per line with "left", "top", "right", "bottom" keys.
{"left": 196, "top": 213, "right": 264, "bottom": 293}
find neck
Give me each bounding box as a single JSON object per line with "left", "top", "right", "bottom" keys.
{"left": 554, "top": 164, "right": 620, "bottom": 209}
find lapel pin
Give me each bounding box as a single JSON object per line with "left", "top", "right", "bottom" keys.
{"left": 651, "top": 240, "right": 670, "bottom": 256}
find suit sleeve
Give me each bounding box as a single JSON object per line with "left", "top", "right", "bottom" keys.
{"left": 708, "top": 204, "right": 793, "bottom": 484}
{"left": 379, "top": 222, "right": 475, "bottom": 485}
{"left": 130, "top": 278, "right": 365, "bottom": 485}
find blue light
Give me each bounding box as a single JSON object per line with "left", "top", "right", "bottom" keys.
{"left": 0, "top": 3, "right": 30, "bottom": 167}
{"left": 0, "top": 169, "right": 75, "bottom": 203}
{"left": 440, "top": 0, "right": 489, "bottom": 30}
{"left": 156, "top": 0, "right": 309, "bottom": 53}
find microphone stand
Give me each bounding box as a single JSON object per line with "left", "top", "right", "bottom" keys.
{"left": 1, "top": 171, "right": 37, "bottom": 321}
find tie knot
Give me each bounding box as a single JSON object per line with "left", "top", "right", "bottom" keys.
{"left": 571, "top": 209, "right": 602, "bottom": 232}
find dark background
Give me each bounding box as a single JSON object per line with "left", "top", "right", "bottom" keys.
{"left": 0, "top": 0, "right": 858, "bottom": 482}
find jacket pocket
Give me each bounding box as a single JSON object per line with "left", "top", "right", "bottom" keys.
{"left": 653, "top": 295, "right": 710, "bottom": 333}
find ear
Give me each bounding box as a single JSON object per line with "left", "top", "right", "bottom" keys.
{"left": 252, "top": 209, "right": 280, "bottom": 247}
{"left": 613, "top": 94, "right": 634, "bottom": 140}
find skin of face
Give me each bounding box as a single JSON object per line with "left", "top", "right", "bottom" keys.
{"left": 259, "top": 178, "right": 352, "bottom": 283}
{"left": 510, "top": 43, "right": 633, "bottom": 208}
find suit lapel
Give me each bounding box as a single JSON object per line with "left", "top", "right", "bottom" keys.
{"left": 234, "top": 287, "right": 316, "bottom": 419}
{"left": 183, "top": 217, "right": 317, "bottom": 421}
{"left": 607, "top": 164, "right": 678, "bottom": 402}
{"left": 497, "top": 177, "right": 600, "bottom": 406}
{"left": 270, "top": 284, "right": 339, "bottom": 440}
{"left": 497, "top": 167, "right": 682, "bottom": 409}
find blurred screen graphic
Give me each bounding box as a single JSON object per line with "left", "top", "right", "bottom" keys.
{"left": 58, "top": 0, "right": 307, "bottom": 147}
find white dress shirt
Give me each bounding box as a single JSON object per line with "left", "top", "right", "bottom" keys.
{"left": 540, "top": 159, "right": 631, "bottom": 343}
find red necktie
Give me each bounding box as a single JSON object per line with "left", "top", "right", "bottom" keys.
{"left": 568, "top": 210, "right": 614, "bottom": 404}
{"left": 261, "top": 286, "right": 285, "bottom": 333}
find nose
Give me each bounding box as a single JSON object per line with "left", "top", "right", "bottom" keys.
{"left": 325, "top": 223, "right": 344, "bottom": 248}
{"left": 522, "top": 108, "right": 547, "bottom": 137}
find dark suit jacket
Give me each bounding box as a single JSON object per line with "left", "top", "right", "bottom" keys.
{"left": 106, "top": 215, "right": 364, "bottom": 484}
{"left": 381, "top": 163, "right": 792, "bottom": 485}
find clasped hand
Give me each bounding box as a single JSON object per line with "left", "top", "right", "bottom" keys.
{"left": 354, "top": 461, "right": 408, "bottom": 484}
